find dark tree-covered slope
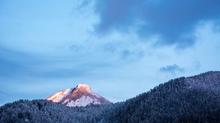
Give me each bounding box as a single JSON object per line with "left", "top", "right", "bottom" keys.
{"left": 103, "top": 71, "right": 220, "bottom": 123}
{"left": 0, "top": 99, "right": 114, "bottom": 123}
{"left": 1, "top": 71, "right": 220, "bottom": 123}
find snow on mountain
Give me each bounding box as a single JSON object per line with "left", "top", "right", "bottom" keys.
{"left": 47, "top": 84, "right": 111, "bottom": 107}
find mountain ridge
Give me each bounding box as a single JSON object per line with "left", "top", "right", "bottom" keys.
{"left": 1, "top": 71, "right": 220, "bottom": 123}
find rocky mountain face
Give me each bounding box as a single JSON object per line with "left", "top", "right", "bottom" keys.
{"left": 0, "top": 71, "right": 220, "bottom": 123}
{"left": 47, "top": 84, "right": 111, "bottom": 107}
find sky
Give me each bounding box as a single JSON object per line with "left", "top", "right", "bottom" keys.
{"left": 0, "top": 0, "right": 220, "bottom": 105}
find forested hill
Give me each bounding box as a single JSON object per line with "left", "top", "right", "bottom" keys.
{"left": 103, "top": 71, "right": 220, "bottom": 123}
{"left": 1, "top": 71, "right": 220, "bottom": 123}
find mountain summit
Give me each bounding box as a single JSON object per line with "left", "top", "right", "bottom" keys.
{"left": 75, "top": 84, "right": 92, "bottom": 93}
{"left": 47, "top": 83, "right": 111, "bottom": 107}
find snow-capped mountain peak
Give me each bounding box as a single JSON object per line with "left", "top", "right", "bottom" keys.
{"left": 47, "top": 83, "right": 111, "bottom": 107}
{"left": 75, "top": 83, "right": 92, "bottom": 93}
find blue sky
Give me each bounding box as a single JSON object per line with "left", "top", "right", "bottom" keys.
{"left": 0, "top": 0, "right": 220, "bottom": 104}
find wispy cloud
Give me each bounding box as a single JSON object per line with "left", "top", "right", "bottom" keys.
{"left": 160, "top": 64, "right": 184, "bottom": 75}
{"left": 0, "top": 46, "right": 97, "bottom": 79}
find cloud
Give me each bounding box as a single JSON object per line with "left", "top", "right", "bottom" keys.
{"left": 0, "top": 46, "right": 95, "bottom": 79}
{"left": 76, "top": 0, "right": 90, "bottom": 9}
{"left": 0, "top": 44, "right": 122, "bottom": 80}
{"left": 94, "top": 0, "right": 220, "bottom": 48}
{"left": 160, "top": 64, "right": 184, "bottom": 74}
{"left": 0, "top": 46, "right": 31, "bottom": 78}
{"left": 102, "top": 41, "right": 145, "bottom": 62}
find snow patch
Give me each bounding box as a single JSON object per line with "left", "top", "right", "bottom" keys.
{"left": 66, "top": 96, "right": 101, "bottom": 107}
{"left": 47, "top": 88, "right": 72, "bottom": 102}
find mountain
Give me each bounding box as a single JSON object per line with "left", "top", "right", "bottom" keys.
{"left": 0, "top": 71, "right": 220, "bottom": 123}
{"left": 47, "top": 84, "right": 111, "bottom": 107}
